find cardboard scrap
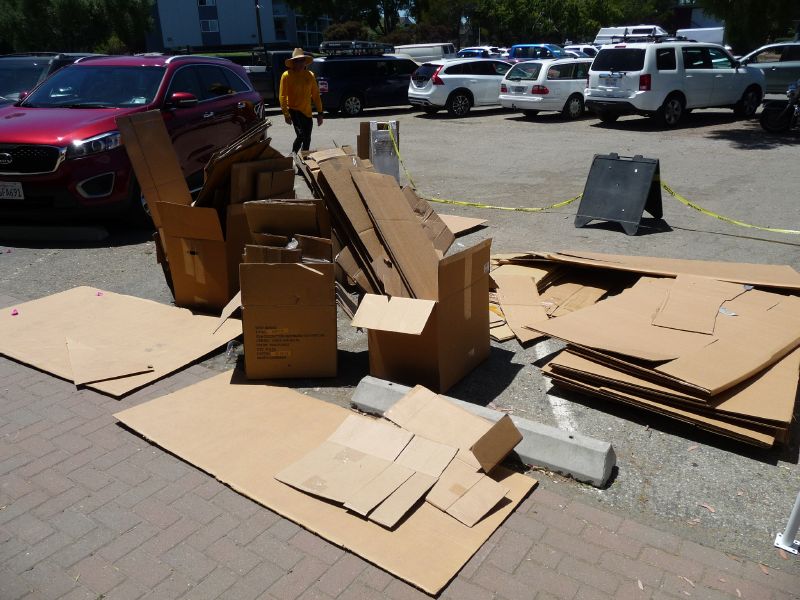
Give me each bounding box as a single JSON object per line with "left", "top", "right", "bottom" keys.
{"left": 66, "top": 338, "right": 153, "bottom": 386}
{"left": 493, "top": 273, "right": 548, "bottom": 344}
{"left": 369, "top": 472, "right": 437, "bottom": 529}
{"left": 438, "top": 214, "right": 488, "bottom": 236}
{"left": 652, "top": 274, "right": 746, "bottom": 334}
{"left": 0, "top": 287, "right": 241, "bottom": 396}
{"left": 344, "top": 463, "right": 415, "bottom": 516}
{"left": 114, "top": 371, "right": 536, "bottom": 594}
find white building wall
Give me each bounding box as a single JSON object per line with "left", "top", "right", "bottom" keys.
{"left": 157, "top": 0, "right": 203, "bottom": 48}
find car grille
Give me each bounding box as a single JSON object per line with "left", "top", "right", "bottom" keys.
{"left": 0, "top": 144, "right": 63, "bottom": 174}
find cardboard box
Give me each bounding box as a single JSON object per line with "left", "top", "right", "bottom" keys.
{"left": 157, "top": 202, "right": 251, "bottom": 312}
{"left": 352, "top": 239, "right": 492, "bottom": 392}
{"left": 230, "top": 157, "right": 294, "bottom": 203}
{"left": 240, "top": 261, "right": 336, "bottom": 379}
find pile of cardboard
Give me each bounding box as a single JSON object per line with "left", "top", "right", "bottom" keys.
{"left": 295, "top": 147, "right": 493, "bottom": 392}
{"left": 118, "top": 111, "right": 296, "bottom": 313}
{"left": 487, "top": 251, "right": 800, "bottom": 448}
{"left": 277, "top": 385, "right": 522, "bottom": 528}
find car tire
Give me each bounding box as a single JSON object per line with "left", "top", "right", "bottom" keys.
{"left": 340, "top": 94, "right": 363, "bottom": 117}
{"left": 423, "top": 106, "right": 439, "bottom": 115}
{"left": 561, "top": 94, "right": 584, "bottom": 120}
{"left": 759, "top": 102, "right": 792, "bottom": 132}
{"left": 446, "top": 92, "right": 471, "bottom": 117}
{"left": 126, "top": 178, "right": 153, "bottom": 229}
{"left": 657, "top": 93, "right": 684, "bottom": 128}
{"left": 733, "top": 86, "right": 762, "bottom": 118}
{"left": 522, "top": 110, "right": 539, "bottom": 118}
{"left": 597, "top": 111, "right": 618, "bottom": 123}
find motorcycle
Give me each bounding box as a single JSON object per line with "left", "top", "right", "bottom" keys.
{"left": 760, "top": 77, "right": 799, "bottom": 133}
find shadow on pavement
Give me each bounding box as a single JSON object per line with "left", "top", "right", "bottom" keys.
{"left": 0, "top": 221, "right": 154, "bottom": 249}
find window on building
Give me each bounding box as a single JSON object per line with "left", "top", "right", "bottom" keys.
{"left": 274, "top": 17, "right": 287, "bottom": 40}
{"left": 200, "top": 19, "right": 219, "bottom": 33}
{"left": 198, "top": 0, "right": 216, "bottom": 5}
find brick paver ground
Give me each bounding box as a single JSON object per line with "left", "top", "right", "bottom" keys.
{"left": 0, "top": 293, "right": 798, "bottom": 599}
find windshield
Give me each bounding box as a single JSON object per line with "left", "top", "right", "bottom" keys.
{"left": 0, "top": 59, "right": 49, "bottom": 101}
{"left": 591, "top": 48, "right": 646, "bottom": 71}
{"left": 505, "top": 62, "right": 544, "bottom": 81}
{"left": 21, "top": 65, "right": 165, "bottom": 108}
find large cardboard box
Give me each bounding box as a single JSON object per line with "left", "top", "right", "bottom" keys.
{"left": 352, "top": 239, "right": 491, "bottom": 392}
{"left": 240, "top": 262, "right": 336, "bottom": 379}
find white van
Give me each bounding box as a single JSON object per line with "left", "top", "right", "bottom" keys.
{"left": 593, "top": 25, "right": 668, "bottom": 46}
{"left": 394, "top": 43, "right": 457, "bottom": 64}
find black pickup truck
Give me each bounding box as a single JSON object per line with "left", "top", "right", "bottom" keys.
{"left": 232, "top": 50, "right": 293, "bottom": 105}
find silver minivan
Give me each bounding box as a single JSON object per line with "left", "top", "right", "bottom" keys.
{"left": 394, "top": 43, "right": 457, "bottom": 64}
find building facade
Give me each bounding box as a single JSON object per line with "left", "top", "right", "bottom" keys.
{"left": 147, "top": 0, "right": 331, "bottom": 51}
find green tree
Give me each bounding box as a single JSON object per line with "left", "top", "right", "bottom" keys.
{"left": 323, "top": 20, "right": 371, "bottom": 41}
{"left": 696, "top": 0, "right": 800, "bottom": 53}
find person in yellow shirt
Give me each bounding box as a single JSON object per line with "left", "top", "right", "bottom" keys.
{"left": 279, "top": 48, "right": 323, "bottom": 153}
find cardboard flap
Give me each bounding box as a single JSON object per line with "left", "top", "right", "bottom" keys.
{"left": 368, "top": 472, "right": 437, "bottom": 529}
{"left": 494, "top": 273, "right": 549, "bottom": 344}
{"left": 244, "top": 200, "right": 319, "bottom": 237}
{"left": 437, "top": 239, "right": 492, "bottom": 302}
{"left": 394, "top": 436, "right": 457, "bottom": 478}
{"left": 343, "top": 462, "right": 415, "bottom": 516}
{"left": 231, "top": 158, "right": 294, "bottom": 203}
{"left": 351, "top": 294, "right": 436, "bottom": 335}
{"left": 158, "top": 202, "right": 224, "bottom": 241}
{"left": 296, "top": 235, "right": 333, "bottom": 262}
{"left": 327, "top": 414, "right": 413, "bottom": 462}
{"left": 426, "top": 457, "right": 483, "bottom": 511}
{"left": 446, "top": 475, "right": 509, "bottom": 528}
{"left": 213, "top": 291, "right": 242, "bottom": 334}
{"left": 66, "top": 337, "right": 154, "bottom": 386}
{"left": 240, "top": 262, "right": 334, "bottom": 307}
{"left": 256, "top": 169, "right": 296, "bottom": 199}
{"left": 438, "top": 214, "right": 488, "bottom": 236}
{"left": 470, "top": 415, "right": 523, "bottom": 472}
{"left": 243, "top": 245, "right": 302, "bottom": 264}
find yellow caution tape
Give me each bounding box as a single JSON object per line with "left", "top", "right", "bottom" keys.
{"left": 660, "top": 183, "right": 799, "bottom": 235}
{"left": 387, "top": 126, "right": 798, "bottom": 234}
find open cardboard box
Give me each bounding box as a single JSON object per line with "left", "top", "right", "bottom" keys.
{"left": 352, "top": 238, "right": 492, "bottom": 392}
{"left": 118, "top": 111, "right": 269, "bottom": 313}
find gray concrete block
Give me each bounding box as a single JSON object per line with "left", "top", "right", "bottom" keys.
{"left": 351, "top": 376, "right": 616, "bottom": 488}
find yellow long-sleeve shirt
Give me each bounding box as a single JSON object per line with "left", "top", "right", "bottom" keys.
{"left": 279, "top": 69, "right": 322, "bottom": 119}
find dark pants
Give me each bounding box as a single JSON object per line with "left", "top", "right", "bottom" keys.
{"left": 290, "top": 109, "right": 313, "bottom": 153}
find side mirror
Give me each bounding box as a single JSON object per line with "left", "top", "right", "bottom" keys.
{"left": 18, "top": 91, "right": 29, "bottom": 101}
{"left": 167, "top": 91, "right": 198, "bottom": 108}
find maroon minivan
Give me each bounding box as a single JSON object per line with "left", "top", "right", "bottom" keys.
{"left": 0, "top": 55, "right": 263, "bottom": 222}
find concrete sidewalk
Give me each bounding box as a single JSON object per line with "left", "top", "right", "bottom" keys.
{"left": 1, "top": 351, "right": 797, "bottom": 600}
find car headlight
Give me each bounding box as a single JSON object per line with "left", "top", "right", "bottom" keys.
{"left": 67, "top": 131, "right": 122, "bottom": 159}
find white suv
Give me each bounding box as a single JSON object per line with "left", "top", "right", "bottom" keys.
{"left": 584, "top": 41, "right": 765, "bottom": 127}
{"left": 499, "top": 58, "right": 593, "bottom": 119}
{"left": 408, "top": 58, "right": 512, "bottom": 117}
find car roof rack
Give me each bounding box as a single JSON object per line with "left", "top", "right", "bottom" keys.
{"left": 609, "top": 34, "right": 692, "bottom": 44}
{"left": 319, "top": 40, "right": 394, "bottom": 56}
{"left": 164, "top": 54, "right": 233, "bottom": 64}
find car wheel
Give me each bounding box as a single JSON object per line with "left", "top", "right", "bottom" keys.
{"left": 126, "top": 178, "right": 153, "bottom": 228}
{"left": 733, "top": 86, "right": 762, "bottom": 118}
{"left": 561, "top": 94, "right": 584, "bottom": 120}
{"left": 447, "top": 92, "right": 471, "bottom": 117}
{"left": 657, "top": 94, "right": 684, "bottom": 128}
{"left": 340, "top": 94, "right": 363, "bottom": 117}
{"left": 522, "top": 109, "right": 539, "bottom": 118}
{"left": 423, "top": 106, "right": 439, "bottom": 115}
{"left": 759, "top": 103, "right": 792, "bottom": 133}
{"left": 597, "top": 111, "right": 618, "bottom": 123}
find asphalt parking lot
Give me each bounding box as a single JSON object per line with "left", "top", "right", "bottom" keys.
{"left": 1, "top": 103, "right": 799, "bottom": 576}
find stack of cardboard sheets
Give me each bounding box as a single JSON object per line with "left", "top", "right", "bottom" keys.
{"left": 487, "top": 251, "right": 800, "bottom": 448}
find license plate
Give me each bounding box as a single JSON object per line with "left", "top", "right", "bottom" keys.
{"left": 513, "top": 86, "right": 526, "bottom": 94}
{"left": 0, "top": 182, "right": 24, "bottom": 200}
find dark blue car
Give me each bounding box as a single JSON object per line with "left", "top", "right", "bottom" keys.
{"left": 506, "top": 44, "right": 566, "bottom": 63}
{"left": 309, "top": 55, "right": 419, "bottom": 116}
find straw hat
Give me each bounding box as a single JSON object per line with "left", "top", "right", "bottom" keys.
{"left": 285, "top": 48, "right": 313, "bottom": 67}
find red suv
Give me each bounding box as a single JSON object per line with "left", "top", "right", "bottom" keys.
{"left": 0, "top": 55, "right": 263, "bottom": 222}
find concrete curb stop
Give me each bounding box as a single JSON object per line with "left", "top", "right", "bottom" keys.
{"left": 351, "top": 376, "right": 616, "bottom": 488}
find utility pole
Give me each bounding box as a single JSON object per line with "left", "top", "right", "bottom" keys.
{"left": 254, "top": 0, "right": 264, "bottom": 48}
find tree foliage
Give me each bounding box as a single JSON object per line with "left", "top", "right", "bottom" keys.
{"left": 0, "top": 0, "right": 153, "bottom": 53}
{"left": 695, "top": 0, "right": 800, "bottom": 53}
{"left": 323, "top": 20, "right": 371, "bottom": 41}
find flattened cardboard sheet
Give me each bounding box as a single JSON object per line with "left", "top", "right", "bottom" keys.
{"left": 652, "top": 275, "right": 746, "bottom": 334}
{"left": 66, "top": 338, "right": 154, "bottom": 386}
{"left": 327, "top": 414, "right": 413, "bottom": 462}
{"left": 493, "top": 273, "right": 548, "bottom": 344}
{"left": 427, "top": 457, "right": 483, "bottom": 512}
{"left": 0, "top": 287, "right": 241, "bottom": 396}
{"left": 394, "top": 436, "right": 457, "bottom": 478}
{"left": 114, "top": 371, "right": 535, "bottom": 594}
{"left": 438, "top": 214, "right": 488, "bottom": 236}
{"left": 546, "top": 251, "right": 800, "bottom": 290}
